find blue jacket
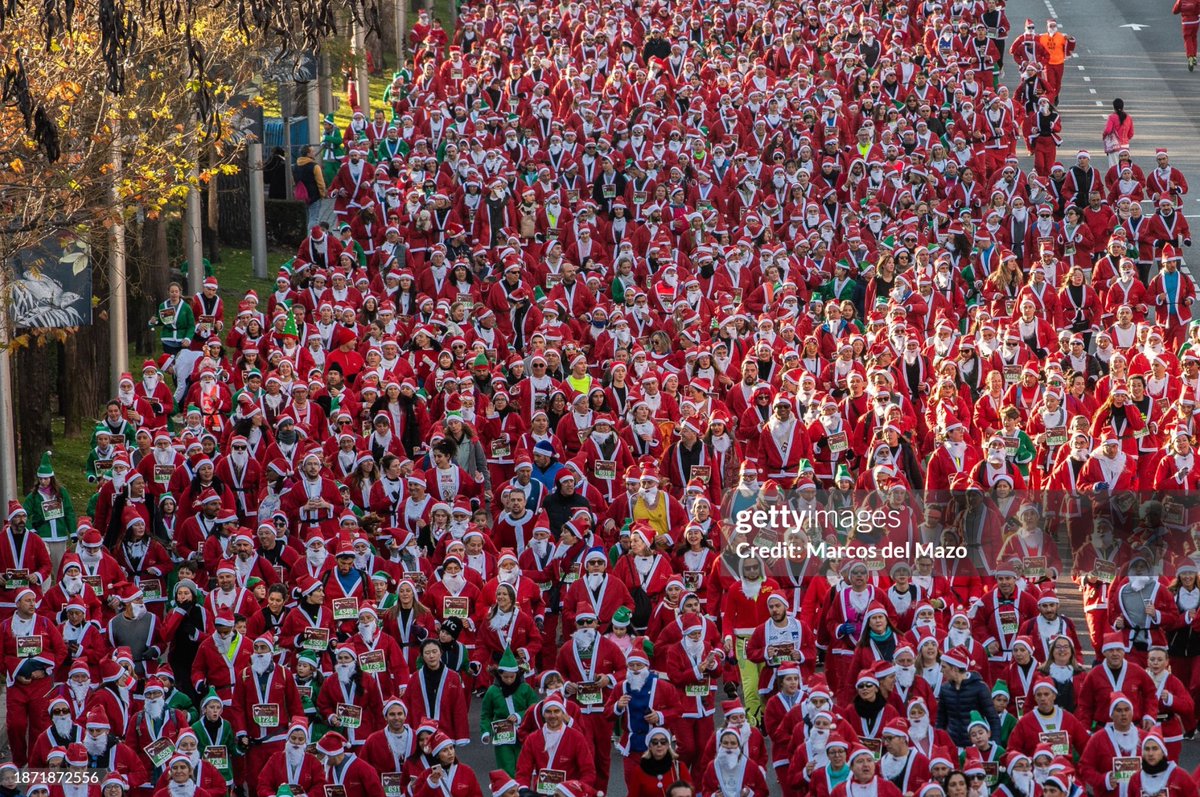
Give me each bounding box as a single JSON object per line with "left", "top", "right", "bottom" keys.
{"left": 936, "top": 671, "right": 1001, "bottom": 746}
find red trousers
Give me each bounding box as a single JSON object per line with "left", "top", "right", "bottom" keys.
{"left": 6, "top": 678, "right": 51, "bottom": 767}
{"left": 1046, "top": 62, "right": 1065, "bottom": 101}
{"left": 579, "top": 712, "right": 614, "bottom": 792}
{"left": 1032, "top": 138, "right": 1058, "bottom": 177}
{"left": 671, "top": 715, "right": 715, "bottom": 772}
{"left": 1184, "top": 18, "right": 1199, "bottom": 57}
{"left": 244, "top": 740, "right": 284, "bottom": 797}
{"left": 1166, "top": 317, "right": 1190, "bottom": 351}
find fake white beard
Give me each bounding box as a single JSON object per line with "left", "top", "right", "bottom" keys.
{"left": 443, "top": 572, "right": 466, "bottom": 592}
{"left": 498, "top": 568, "right": 517, "bottom": 584}
{"left": 307, "top": 549, "right": 327, "bottom": 568}
{"left": 896, "top": 665, "right": 916, "bottom": 689}
{"left": 574, "top": 628, "right": 597, "bottom": 648}
{"left": 947, "top": 627, "right": 970, "bottom": 647}
{"left": 335, "top": 662, "right": 357, "bottom": 684}
{"left": 144, "top": 696, "right": 165, "bottom": 720}
{"left": 585, "top": 572, "right": 604, "bottom": 590}
{"left": 359, "top": 621, "right": 377, "bottom": 643}
{"left": 84, "top": 733, "right": 108, "bottom": 756}
{"left": 251, "top": 653, "right": 274, "bottom": 675}
{"left": 626, "top": 669, "right": 649, "bottom": 690}
{"left": 683, "top": 636, "right": 705, "bottom": 659}
{"left": 53, "top": 715, "right": 74, "bottom": 736}
{"left": 70, "top": 681, "right": 90, "bottom": 702}
{"left": 286, "top": 742, "right": 306, "bottom": 768}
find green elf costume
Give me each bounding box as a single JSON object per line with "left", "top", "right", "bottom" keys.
{"left": 820, "top": 260, "right": 858, "bottom": 302}
{"left": 23, "top": 452, "right": 76, "bottom": 551}
{"left": 479, "top": 648, "right": 539, "bottom": 775}
{"left": 162, "top": 669, "right": 199, "bottom": 724}
{"left": 990, "top": 680, "right": 1019, "bottom": 746}
{"left": 962, "top": 711, "right": 1006, "bottom": 788}
{"left": 85, "top": 424, "right": 122, "bottom": 483}
{"left": 294, "top": 649, "right": 330, "bottom": 739}
{"left": 193, "top": 688, "right": 238, "bottom": 787}
{"left": 150, "top": 291, "right": 196, "bottom": 352}
{"left": 320, "top": 114, "right": 345, "bottom": 186}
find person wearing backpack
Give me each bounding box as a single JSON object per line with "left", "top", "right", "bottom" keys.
{"left": 293, "top": 145, "right": 325, "bottom": 224}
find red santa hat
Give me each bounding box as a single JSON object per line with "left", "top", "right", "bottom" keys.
{"left": 942, "top": 646, "right": 971, "bottom": 670}
{"left": 489, "top": 770, "right": 520, "bottom": 797}
{"left": 1101, "top": 632, "right": 1126, "bottom": 653}
{"left": 1109, "top": 691, "right": 1133, "bottom": 717}
{"left": 214, "top": 606, "right": 236, "bottom": 628}
{"left": 315, "top": 731, "right": 347, "bottom": 756}
{"left": 85, "top": 707, "right": 111, "bottom": 730}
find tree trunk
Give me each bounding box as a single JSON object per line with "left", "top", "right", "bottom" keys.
{"left": 131, "top": 215, "right": 170, "bottom": 356}
{"left": 14, "top": 341, "right": 55, "bottom": 490}
{"left": 62, "top": 323, "right": 111, "bottom": 438}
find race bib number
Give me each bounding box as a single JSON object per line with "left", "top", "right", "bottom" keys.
{"left": 1112, "top": 757, "right": 1140, "bottom": 783}
{"left": 144, "top": 737, "right": 175, "bottom": 768}
{"left": 682, "top": 570, "right": 703, "bottom": 591}
{"left": 633, "top": 191, "right": 647, "bottom": 205}
{"left": 983, "top": 762, "right": 1000, "bottom": 786}
{"left": 490, "top": 438, "right": 511, "bottom": 459}
{"left": 1023, "top": 556, "right": 1047, "bottom": 579}
{"left": 576, "top": 683, "right": 603, "bottom": 706}
{"left": 1046, "top": 426, "right": 1067, "bottom": 447}
{"left": 252, "top": 703, "right": 280, "bottom": 728}
{"left": 203, "top": 745, "right": 229, "bottom": 770}
{"left": 154, "top": 464, "right": 174, "bottom": 484}
{"left": 301, "top": 627, "right": 330, "bottom": 651}
{"left": 1003, "top": 364, "right": 1021, "bottom": 385}
{"left": 382, "top": 774, "right": 405, "bottom": 797}
{"left": 82, "top": 574, "right": 103, "bottom": 595}
{"left": 359, "top": 649, "right": 386, "bottom": 673}
{"left": 537, "top": 770, "right": 567, "bottom": 796}
{"left": 332, "top": 597, "right": 360, "bottom": 622}
{"left": 4, "top": 569, "right": 29, "bottom": 590}
{"left": 767, "top": 644, "right": 794, "bottom": 667}
{"left": 999, "top": 606, "right": 1020, "bottom": 635}
{"left": 827, "top": 432, "right": 849, "bottom": 454}
{"left": 491, "top": 719, "right": 516, "bottom": 745}
{"left": 594, "top": 460, "right": 616, "bottom": 481}
{"left": 1094, "top": 560, "right": 1117, "bottom": 583}
{"left": 1039, "top": 731, "right": 1069, "bottom": 757}
{"left": 602, "top": 184, "right": 616, "bottom": 199}
{"left": 16, "top": 635, "right": 42, "bottom": 657}
{"left": 443, "top": 596, "right": 469, "bottom": 618}
{"left": 689, "top": 465, "right": 711, "bottom": 484}
{"left": 685, "top": 679, "right": 710, "bottom": 697}
{"left": 324, "top": 787, "right": 347, "bottom": 797}
{"left": 139, "top": 578, "right": 163, "bottom": 601}
{"left": 336, "top": 703, "right": 363, "bottom": 729}
{"left": 41, "top": 498, "right": 63, "bottom": 521}
{"left": 858, "top": 736, "right": 883, "bottom": 759}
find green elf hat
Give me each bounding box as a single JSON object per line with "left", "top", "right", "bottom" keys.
{"left": 247, "top": 576, "right": 264, "bottom": 590}
{"left": 158, "top": 491, "right": 175, "bottom": 506}
{"left": 472, "top": 352, "right": 490, "bottom": 368}
{"left": 93, "top": 423, "right": 112, "bottom": 436}
{"left": 322, "top": 114, "right": 335, "bottom": 125}
{"left": 533, "top": 286, "right": 546, "bottom": 303}
{"left": 798, "top": 458, "right": 814, "bottom": 476}
{"left": 186, "top": 404, "right": 202, "bottom": 417}
{"left": 834, "top": 463, "right": 854, "bottom": 486}
{"left": 968, "top": 710, "right": 990, "bottom": 733}
{"left": 991, "top": 679, "right": 1011, "bottom": 698}
{"left": 200, "top": 687, "right": 223, "bottom": 709}
{"left": 276, "top": 787, "right": 296, "bottom": 797}
{"left": 445, "top": 410, "right": 463, "bottom": 424}
{"left": 497, "top": 647, "right": 521, "bottom": 673}
{"left": 611, "top": 606, "right": 632, "bottom": 628}
{"left": 296, "top": 649, "right": 321, "bottom": 668}
{"left": 36, "top": 451, "right": 53, "bottom": 478}
{"left": 282, "top": 310, "right": 299, "bottom": 340}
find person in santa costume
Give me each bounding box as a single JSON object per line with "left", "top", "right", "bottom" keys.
{"left": 0, "top": 502, "right": 52, "bottom": 619}
{"left": 1006, "top": 676, "right": 1090, "bottom": 758}
{"left": 1127, "top": 730, "right": 1199, "bottom": 797}
{"left": 879, "top": 717, "right": 931, "bottom": 795}
{"left": 152, "top": 753, "right": 218, "bottom": 797}
{"left": 256, "top": 716, "right": 327, "bottom": 797}
{"left": 701, "top": 726, "right": 771, "bottom": 797}
{"left": 515, "top": 692, "right": 599, "bottom": 795}
{"left": 1078, "top": 634, "right": 1159, "bottom": 731}
{"left": 124, "top": 675, "right": 191, "bottom": 786}
{"left": 230, "top": 632, "right": 305, "bottom": 795}
{"left": 411, "top": 730, "right": 483, "bottom": 797}
{"left": 1106, "top": 559, "right": 1180, "bottom": 664}
{"left": 604, "top": 639, "right": 679, "bottom": 787}
{"left": 560, "top": 547, "right": 634, "bottom": 631}
{"left": 829, "top": 745, "right": 904, "bottom": 797}
{"left": 190, "top": 606, "right": 250, "bottom": 707}
{"left": 1144, "top": 645, "right": 1195, "bottom": 760}
{"left": 403, "top": 638, "right": 469, "bottom": 745}
{"left": 817, "top": 560, "right": 883, "bottom": 696}
{"left": 315, "top": 729, "right": 386, "bottom": 797}
{"left": 81, "top": 706, "right": 149, "bottom": 788}
{"left": 975, "top": 564, "right": 1041, "bottom": 667}
{"left": 1078, "top": 691, "right": 1146, "bottom": 797}
{"left": 1, "top": 586, "right": 66, "bottom": 765}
